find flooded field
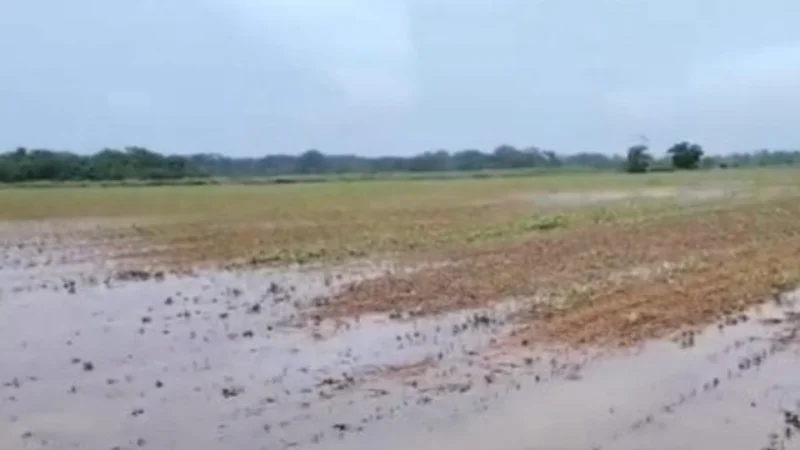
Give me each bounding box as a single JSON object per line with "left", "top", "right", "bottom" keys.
{"left": 3, "top": 170, "right": 800, "bottom": 450}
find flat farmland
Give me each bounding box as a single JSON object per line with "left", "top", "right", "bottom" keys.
{"left": 3, "top": 168, "right": 800, "bottom": 450}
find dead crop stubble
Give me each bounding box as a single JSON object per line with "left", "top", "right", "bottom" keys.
{"left": 322, "top": 199, "right": 800, "bottom": 347}
{"left": 531, "top": 241, "right": 800, "bottom": 347}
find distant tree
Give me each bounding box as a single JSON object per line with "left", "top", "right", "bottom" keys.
{"left": 492, "top": 144, "right": 522, "bottom": 169}
{"left": 625, "top": 144, "right": 652, "bottom": 173}
{"left": 452, "top": 149, "right": 487, "bottom": 171}
{"left": 667, "top": 141, "right": 704, "bottom": 170}
{"left": 541, "top": 150, "right": 562, "bottom": 167}
{"left": 408, "top": 150, "right": 450, "bottom": 172}
{"left": 295, "top": 149, "right": 327, "bottom": 174}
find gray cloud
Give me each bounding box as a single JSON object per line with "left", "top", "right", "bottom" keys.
{"left": 2, "top": 0, "right": 800, "bottom": 155}
{"left": 607, "top": 41, "right": 800, "bottom": 152}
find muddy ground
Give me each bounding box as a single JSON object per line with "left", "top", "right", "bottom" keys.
{"left": 3, "top": 225, "right": 800, "bottom": 450}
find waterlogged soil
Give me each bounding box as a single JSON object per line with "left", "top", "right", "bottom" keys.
{"left": 497, "top": 185, "right": 748, "bottom": 209}
{"left": 0, "top": 261, "right": 524, "bottom": 450}
{"left": 2, "top": 246, "right": 800, "bottom": 450}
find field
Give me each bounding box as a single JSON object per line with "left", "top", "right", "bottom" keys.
{"left": 3, "top": 167, "right": 800, "bottom": 450}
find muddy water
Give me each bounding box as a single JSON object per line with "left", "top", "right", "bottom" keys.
{"left": 365, "top": 299, "right": 800, "bottom": 450}
{"left": 0, "top": 263, "right": 520, "bottom": 450}
{"left": 2, "top": 258, "right": 800, "bottom": 450}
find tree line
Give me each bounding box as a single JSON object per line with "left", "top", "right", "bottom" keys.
{"left": 1, "top": 144, "right": 799, "bottom": 183}
{"left": 0, "top": 147, "right": 203, "bottom": 182}
{"left": 188, "top": 146, "right": 624, "bottom": 178}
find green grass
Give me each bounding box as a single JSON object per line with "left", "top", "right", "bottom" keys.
{"left": 0, "top": 167, "right": 797, "bottom": 220}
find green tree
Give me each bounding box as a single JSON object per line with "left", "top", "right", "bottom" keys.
{"left": 667, "top": 141, "right": 704, "bottom": 170}
{"left": 625, "top": 144, "right": 651, "bottom": 173}
{"left": 452, "top": 149, "right": 486, "bottom": 171}
{"left": 295, "top": 149, "right": 327, "bottom": 174}
{"left": 0, "top": 147, "right": 204, "bottom": 182}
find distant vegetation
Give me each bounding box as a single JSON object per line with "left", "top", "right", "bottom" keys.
{"left": 0, "top": 147, "right": 203, "bottom": 183}
{"left": 1, "top": 144, "right": 800, "bottom": 184}
{"left": 625, "top": 141, "right": 710, "bottom": 173}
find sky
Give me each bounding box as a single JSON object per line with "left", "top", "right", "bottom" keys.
{"left": 2, "top": 0, "right": 800, "bottom": 156}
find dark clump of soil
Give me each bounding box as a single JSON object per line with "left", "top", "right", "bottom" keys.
{"left": 221, "top": 386, "right": 244, "bottom": 399}
{"left": 114, "top": 269, "right": 156, "bottom": 282}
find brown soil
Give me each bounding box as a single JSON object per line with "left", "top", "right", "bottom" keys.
{"left": 532, "top": 238, "right": 800, "bottom": 347}
{"left": 322, "top": 199, "right": 800, "bottom": 332}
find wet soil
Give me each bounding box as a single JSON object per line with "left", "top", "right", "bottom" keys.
{"left": 3, "top": 236, "right": 800, "bottom": 449}
{"left": 478, "top": 185, "right": 751, "bottom": 209}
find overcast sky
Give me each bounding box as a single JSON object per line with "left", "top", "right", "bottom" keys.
{"left": 2, "top": 0, "right": 800, "bottom": 156}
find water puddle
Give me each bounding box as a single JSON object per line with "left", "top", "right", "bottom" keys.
{"left": 2, "top": 257, "right": 800, "bottom": 450}
{"left": 340, "top": 291, "right": 800, "bottom": 450}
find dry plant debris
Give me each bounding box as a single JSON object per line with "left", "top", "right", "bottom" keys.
{"left": 323, "top": 198, "right": 800, "bottom": 347}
